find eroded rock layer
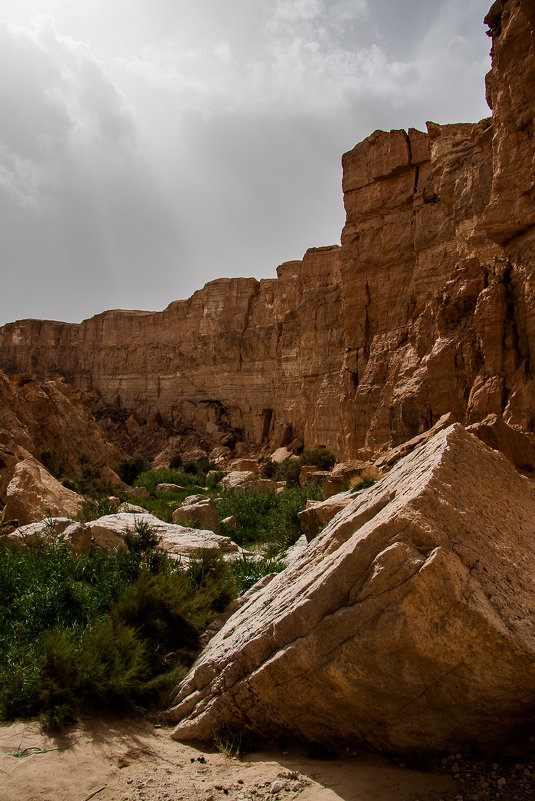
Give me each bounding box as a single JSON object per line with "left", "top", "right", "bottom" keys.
{"left": 0, "top": 0, "right": 534, "bottom": 459}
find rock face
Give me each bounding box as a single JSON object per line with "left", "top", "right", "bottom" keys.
{"left": 0, "top": 1, "right": 534, "bottom": 463}
{"left": 166, "top": 425, "right": 535, "bottom": 753}
{"left": 3, "top": 457, "right": 84, "bottom": 525}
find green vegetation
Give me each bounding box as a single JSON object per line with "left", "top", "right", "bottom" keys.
{"left": 0, "top": 461, "right": 326, "bottom": 728}
{"left": 262, "top": 445, "right": 336, "bottom": 485}
{"left": 116, "top": 455, "right": 148, "bottom": 486}
{"left": 217, "top": 484, "right": 323, "bottom": 557}
{"left": 0, "top": 521, "right": 241, "bottom": 729}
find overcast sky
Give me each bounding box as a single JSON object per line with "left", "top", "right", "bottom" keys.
{"left": 0, "top": 0, "right": 492, "bottom": 325}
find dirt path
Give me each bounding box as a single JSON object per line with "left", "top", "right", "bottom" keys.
{"left": 0, "top": 715, "right": 531, "bottom": 801}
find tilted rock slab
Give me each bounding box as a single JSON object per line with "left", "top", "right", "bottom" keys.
{"left": 167, "top": 425, "right": 535, "bottom": 753}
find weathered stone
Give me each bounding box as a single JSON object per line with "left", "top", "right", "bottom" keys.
{"left": 221, "top": 515, "right": 240, "bottom": 529}
{"left": 118, "top": 502, "right": 146, "bottom": 514}
{"left": 167, "top": 425, "right": 535, "bottom": 753}
{"left": 86, "top": 512, "right": 241, "bottom": 559}
{"left": 100, "top": 465, "right": 128, "bottom": 492}
{"left": 297, "top": 491, "right": 353, "bottom": 542}
{"left": 156, "top": 483, "right": 187, "bottom": 494}
{"left": 127, "top": 486, "right": 150, "bottom": 499}
{"left": 3, "top": 458, "right": 84, "bottom": 525}
{"left": 230, "top": 459, "right": 260, "bottom": 473}
{"left": 172, "top": 498, "right": 221, "bottom": 535}
{"left": 62, "top": 522, "right": 92, "bottom": 554}
{"left": 232, "top": 478, "right": 285, "bottom": 496}
{"left": 269, "top": 447, "right": 293, "bottom": 465}
{"left": 220, "top": 471, "right": 256, "bottom": 491}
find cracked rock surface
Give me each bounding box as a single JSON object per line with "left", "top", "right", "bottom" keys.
{"left": 167, "top": 424, "right": 535, "bottom": 753}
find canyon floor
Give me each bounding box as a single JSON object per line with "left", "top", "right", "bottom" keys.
{"left": 2, "top": 715, "right": 535, "bottom": 801}
{"left": 0, "top": 714, "right": 460, "bottom": 801}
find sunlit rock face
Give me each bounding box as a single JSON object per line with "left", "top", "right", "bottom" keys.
{"left": 166, "top": 425, "right": 535, "bottom": 753}
{"left": 1, "top": 0, "right": 535, "bottom": 460}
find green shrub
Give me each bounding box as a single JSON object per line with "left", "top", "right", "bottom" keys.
{"left": 217, "top": 484, "right": 323, "bottom": 555}
{"left": 300, "top": 446, "right": 336, "bottom": 471}
{"left": 117, "top": 455, "right": 148, "bottom": 486}
{"left": 77, "top": 496, "right": 119, "bottom": 523}
{"left": 134, "top": 469, "right": 202, "bottom": 495}
{"left": 228, "top": 555, "right": 285, "bottom": 595}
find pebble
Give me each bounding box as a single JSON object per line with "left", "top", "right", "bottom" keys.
{"left": 270, "top": 780, "right": 285, "bottom": 794}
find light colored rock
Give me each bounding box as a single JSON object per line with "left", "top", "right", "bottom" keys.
{"left": 297, "top": 491, "right": 353, "bottom": 542}
{"left": 86, "top": 512, "right": 240, "bottom": 559}
{"left": 269, "top": 447, "right": 293, "bottom": 465}
{"left": 127, "top": 486, "right": 150, "bottom": 499}
{"left": 233, "top": 478, "right": 285, "bottom": 496}
{"left": 210, "top": 446, "right": 231, "bottom": 462}
{"left": 167, "top": 424, "right": 535, "bottom": 753}
{"left": 221, "top": 515, "right": 239, "bottom": 529}
{"left": 107, "top": 496, "right": 121, "bottom": 510}
{"left": 100, "top": 465, "right": 128, "bottom": 492}
{"left": 61, "top": 521, "right": 92, "bottom": 554}
{"left": 3, "top": 517, "right": 90, "bottom": 554}
{"left": 156, "top": 483, "right": 187, "bottom": 494}
{"left": 220, "top": 471, "right": 256, "bottom": 491}
{"left": 183, "top": 494, "right": 210, "bottom": 504}
{"left": 3, "top": 458, "right": 84, "bottom": 526}
{"left": 172, "top": 498, "right": 221, "bottom": 535}
{"left": 118, "top": 502, "right": 146, "bottom": 513}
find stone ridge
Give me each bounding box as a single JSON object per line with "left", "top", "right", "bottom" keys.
{"left": 0, "top": 0, "right": 534, "bottom": 459}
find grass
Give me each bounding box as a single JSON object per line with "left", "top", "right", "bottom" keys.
{"left": 0, "top": 525, "right": 240, "bottom": 729}
{"left": 217, "top": 483, "right": 324, "bottom": 557}
{"left": 0, "top": 468, "right": 325, "bottom": 728}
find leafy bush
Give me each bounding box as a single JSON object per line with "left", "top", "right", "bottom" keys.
{"left": 117, "top": 455, "right": 148, "bottom": 486}
{"left": 77, "top": 496, "right": 119, "bottom": 523}
{"left": 300, "top": 446, "right": 336, "bottom": 471}
{"left": 38, "top": 448, "right": 64, "bottom": 478}
{"left": 0, "top": 525, "right": 236, "bottom": 728}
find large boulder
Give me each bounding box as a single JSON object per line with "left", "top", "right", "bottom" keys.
{"left": 3, "top": 457, "right": 84, "bottom": 525}
{"left": 167, "top": 425, "right": 535, "bottom": 753}
{"left": 3, "top": 518, "right": 91, "bottom": 554}
{"left": 172, "top": 497, "right": 221, "bottom": 535}
{"left": 86, "top": 512, "right": 241, "bottom": 560}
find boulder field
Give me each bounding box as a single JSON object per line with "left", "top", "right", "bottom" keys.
{"left": 166, "top": 425, "right": 535, "bottom": 753}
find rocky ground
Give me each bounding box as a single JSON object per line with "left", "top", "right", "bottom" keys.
{"left": 1, "top": 716, "right": 534, "bottom": 801}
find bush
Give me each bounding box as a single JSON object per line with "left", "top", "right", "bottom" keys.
{"left": 300, "top": 446, "right": 336, "bottom": 471}
{"left": 117, "top": 455, "right": 148, "bottom": 486}
{"left": 0, "top": 533, "right": 234, "bottom": 728}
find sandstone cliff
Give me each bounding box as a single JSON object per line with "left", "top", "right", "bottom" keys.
{"left": 0, "top": 0, "right": 533, "bottom": 461}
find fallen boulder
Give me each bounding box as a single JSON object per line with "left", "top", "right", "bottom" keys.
{"left": 86, "top": 512, "right": 242, "bottom": 560}
{"left": 172, "top": 497, "right": 221, "bottom": 535}
{"left": 3, "top": 457, "right": 84, "bottom": 525}
{"left": 167, "top": 424, "right": 535, "bottom": 754}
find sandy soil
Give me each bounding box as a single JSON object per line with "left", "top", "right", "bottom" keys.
{"left": 1, "top": 715, "right": 533, "bottom": 801}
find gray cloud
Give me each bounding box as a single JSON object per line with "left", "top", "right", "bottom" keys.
{"left": 0, "top": 1, "right": 492, "bottom": 325}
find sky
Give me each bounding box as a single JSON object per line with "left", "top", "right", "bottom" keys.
{"left": 0, "top": 0, "right": 493, "bottom": 325}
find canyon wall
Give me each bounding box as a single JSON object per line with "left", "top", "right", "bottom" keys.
{"left": 0, "top": 0, "right": 534, "bottom": 459}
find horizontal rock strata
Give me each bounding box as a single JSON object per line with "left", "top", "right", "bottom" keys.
{"left": 166, "top": 425, "right": 535, "bottom": 753}
{"left": 0, "top": 0, "right": 534, "bottom": 462}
